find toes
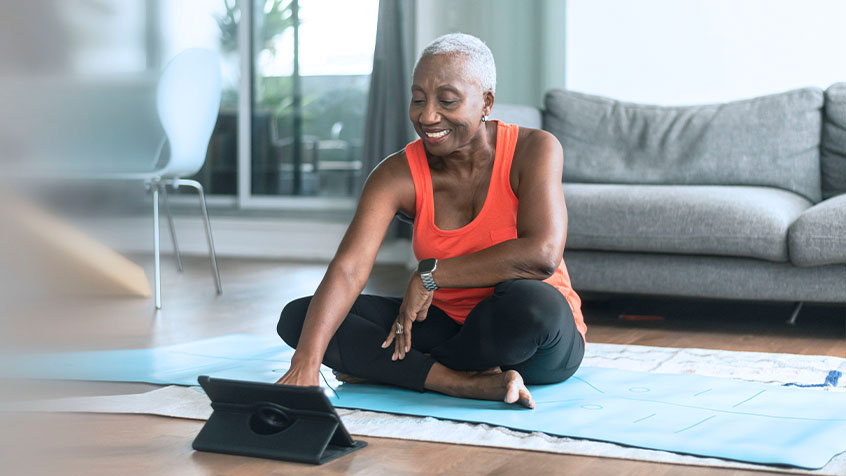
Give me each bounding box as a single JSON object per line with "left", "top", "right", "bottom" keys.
{"left": 502, "top": 371, "right": 533, "bottom": 408}
{"left": 504, "top": 379, "right": 520, "bottom": 404}
{"left": 503, "top": 371, "right": 524, "bottom": 404}
{"left": 504, "top": 385, "right": 519, "bottom": 404}
{"left": 519, "top": 388, "right": 535, "bottom": 409}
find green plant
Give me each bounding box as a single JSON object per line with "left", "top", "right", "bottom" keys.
{"left": 217, "top": 0, "right": 296, "bottom": 55}
{"left": 217, "top": 0, "right": 303, "bottom": 117}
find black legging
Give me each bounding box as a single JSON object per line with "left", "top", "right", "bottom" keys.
{"left": 277, "top": 279, "right": 585, "bottom": 393}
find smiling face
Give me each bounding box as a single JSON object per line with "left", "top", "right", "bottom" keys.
{"left": 410, "top": 54, "right": 494, "bottom": 156}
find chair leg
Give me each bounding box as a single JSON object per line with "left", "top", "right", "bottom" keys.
{"left": 176, "top": 178, "right": 222, "bottom": 295}
{"left": 787, "top": 301, "right": 803, "bottom": 326}
{"left": 151, "top": 181, "right": 162, "bottom": 309}
{"left": 159, "top": 182, "right": 184, "bottom": 272}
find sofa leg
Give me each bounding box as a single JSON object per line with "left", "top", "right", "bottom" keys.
{"left": 786, "top": 301, "right": 804, "bottom": 326}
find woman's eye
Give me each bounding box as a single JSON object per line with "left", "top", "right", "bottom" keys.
{"left": 411, "top": 99, "right": 424, "bottom": 105}
{"left": 440, "top": 100, "right": 456, "bottom": 106}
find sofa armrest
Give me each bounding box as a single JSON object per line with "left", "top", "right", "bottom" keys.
{"left": 788, "top": 193, "right": 846, "bottom": 266}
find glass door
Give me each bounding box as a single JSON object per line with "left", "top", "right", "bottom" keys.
{"left": 248, "top": 0, "right": 378, "bottom": 201}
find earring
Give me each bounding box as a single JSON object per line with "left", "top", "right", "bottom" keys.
{"left": 481, "top": 114, "right": 489, "bottom": 122}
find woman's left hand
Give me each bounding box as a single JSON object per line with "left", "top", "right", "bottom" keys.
{"left": 382, "top": 274, "right": 433, "bottom": 361}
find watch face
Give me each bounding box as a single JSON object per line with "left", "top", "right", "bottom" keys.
{"left": 417, "top": 258, "right": 437, "bottom": 274}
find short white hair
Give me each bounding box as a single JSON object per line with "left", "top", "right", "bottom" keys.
{"left": 417, "top": 33, "right": 496, "bottom": 94}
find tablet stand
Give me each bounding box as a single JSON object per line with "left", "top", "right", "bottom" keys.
{"left": 192, "top": 377, "right": 367, "bottom": 465}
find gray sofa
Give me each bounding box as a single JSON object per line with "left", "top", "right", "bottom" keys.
{"left": 491, "top": 84, "right": 846, "bottom": 305}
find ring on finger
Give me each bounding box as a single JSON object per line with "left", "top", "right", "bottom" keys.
{"left": 395, "top": 322, "right": 404, "bottom": 335}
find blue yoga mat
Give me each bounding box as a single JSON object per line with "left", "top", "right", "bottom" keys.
{"left": 8, "top": 334, "right": 846, "bottom": 469}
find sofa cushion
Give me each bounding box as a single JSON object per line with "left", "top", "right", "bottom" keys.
{"left": 545, "top": 88, "right": 824, "bottom": 202}
{"left": 563, "top": 184, "right": 812, "bottom": 262}
{"left": 821, "top": 83, "right": 846, "bottom": 199}
{"left": 788, "top": 194, "right": 846, "bottom": 266}
{"left": 564, "top": 250, "right": 846, "bottom": 302}
{"left": 490, "top": 104, "right": 542, "bottom": 129}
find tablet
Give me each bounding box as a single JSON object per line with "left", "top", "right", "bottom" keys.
{"left": 192, "top": 375, "right": 366, "bottom": 464}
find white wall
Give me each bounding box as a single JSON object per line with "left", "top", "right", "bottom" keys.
{"left": 84, "top": 215, "right": 411, "bottom": 264}
{"left": 416, "top": 0, "right": 566, "bottom": 107}
{"left": 566, "top": 0, "right": 846, "bottom": 105}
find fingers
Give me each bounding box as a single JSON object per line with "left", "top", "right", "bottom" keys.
{"left": 276, "top": 369, "right": 295, "bottom": 385}
{"left": 415, "top": 292, "right": 434, "bottom": 322}
{"left": 276, "top": 368, "right": 320, "bottom": 387}
{"left": 393, "top": 323, "right": 410, "bottom": 360}
{"left": 392, "top": 318, "right": 413, "bottom": 361}
{"left": 391, "top": 277, "right": 433, "bottom": 359}
{"left": 393, "top": 334, "right": 402, "bottom": 360}
{"left": 381, "top": 322, "right": 397, "bottom": 348}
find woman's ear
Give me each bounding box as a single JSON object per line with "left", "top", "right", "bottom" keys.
{"left": 483, "top": 91, "right": 495, "bottom": 116}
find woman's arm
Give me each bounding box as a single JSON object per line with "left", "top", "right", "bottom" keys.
{"left": 432, "top": 130, "right": 567, "bottom": 288}
{"left": 278, "top": 153, "right": 412, "bottom": 385}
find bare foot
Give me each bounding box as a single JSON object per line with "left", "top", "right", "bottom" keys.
{"left": 332, "top": 370, "right": 371, "bottom": 385}
{"left": 475, "top": 366, "right": 502, "bottom": 376}
{"left": 425, "top": 364, "right": 534, "bottom": 409}
{"left": 500, "top": 370, "right": 534, "bottom": 408}
{"left": 426, "top": 353, "right": 500, "bottom": 376}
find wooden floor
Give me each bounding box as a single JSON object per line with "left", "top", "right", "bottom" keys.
{"left": 2, "top": 256, "right": 844, "bottom": 476}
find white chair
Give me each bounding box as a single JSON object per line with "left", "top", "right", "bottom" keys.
{"left": 104, "top": 48, "right": 224, "bottom": 309}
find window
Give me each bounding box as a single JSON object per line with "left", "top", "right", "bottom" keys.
{"left": 250, "top": 0, "right": 379, "bottom": 198}
{"left": 161, "top": 0, "right": 240, "bottom": 197}
{"left": 1, "top": 0, "right": 379, "bottom": 210}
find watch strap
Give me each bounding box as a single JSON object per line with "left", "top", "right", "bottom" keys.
{"left": 417, "top": 258, "right": 439, "bottom": 291}
{"left": 420, "top": 272, "right": 438, "bottom": 291}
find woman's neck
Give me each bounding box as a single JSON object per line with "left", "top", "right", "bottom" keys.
{"left": 431, "top": 121, "right": 496, "bottom": 175}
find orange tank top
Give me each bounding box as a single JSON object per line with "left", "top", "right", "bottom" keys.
{"left": 406, "top": 120, "right": 587, "bottom": 341}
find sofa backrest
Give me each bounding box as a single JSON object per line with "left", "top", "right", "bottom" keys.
{"left": 543, "top": 88, "right": 824, "bottom": 203}
{"left": 822, "top": 83, "right": 846, "bottom": 199}
{"left": 490, "top": 103, "right": 542, "bottom": 129}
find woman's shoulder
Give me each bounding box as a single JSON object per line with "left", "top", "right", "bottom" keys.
{"left": 371, "top": 148, "right": 412, "bottom": 181}
{"left": 513, "top": 126, "right": 563, "bottom": 166}
{"left": 514, "top": 126, "right": 561, "bottom": 151}
{"left": 365, "top": 148, "right": 416, "bottom": 216}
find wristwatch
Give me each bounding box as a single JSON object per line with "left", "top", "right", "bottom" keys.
{"left": 417, "top": 258, "right": 439, "bottom": 291}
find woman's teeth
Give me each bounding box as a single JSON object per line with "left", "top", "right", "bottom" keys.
{"left": 425, "top": 129, "right": 450, "bottom": 138}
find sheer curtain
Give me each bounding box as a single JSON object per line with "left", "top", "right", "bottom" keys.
{"left": 361, "top": 0, "right": 416, "bottom": 189}
{"left": 361, "top": 0, "right": 417, "bottom": 237}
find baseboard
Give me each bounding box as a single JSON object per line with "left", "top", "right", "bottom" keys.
{"left": 82, "top": 215, "right": 413, "bottom": 265}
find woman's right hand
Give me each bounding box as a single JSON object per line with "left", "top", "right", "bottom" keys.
{"left": 275, "top": 361, "right": 320, "bottom": 387}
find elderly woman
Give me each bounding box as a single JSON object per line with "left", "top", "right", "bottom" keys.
{"left": 277, "top": 33, "right": 586, "bottom": 408}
